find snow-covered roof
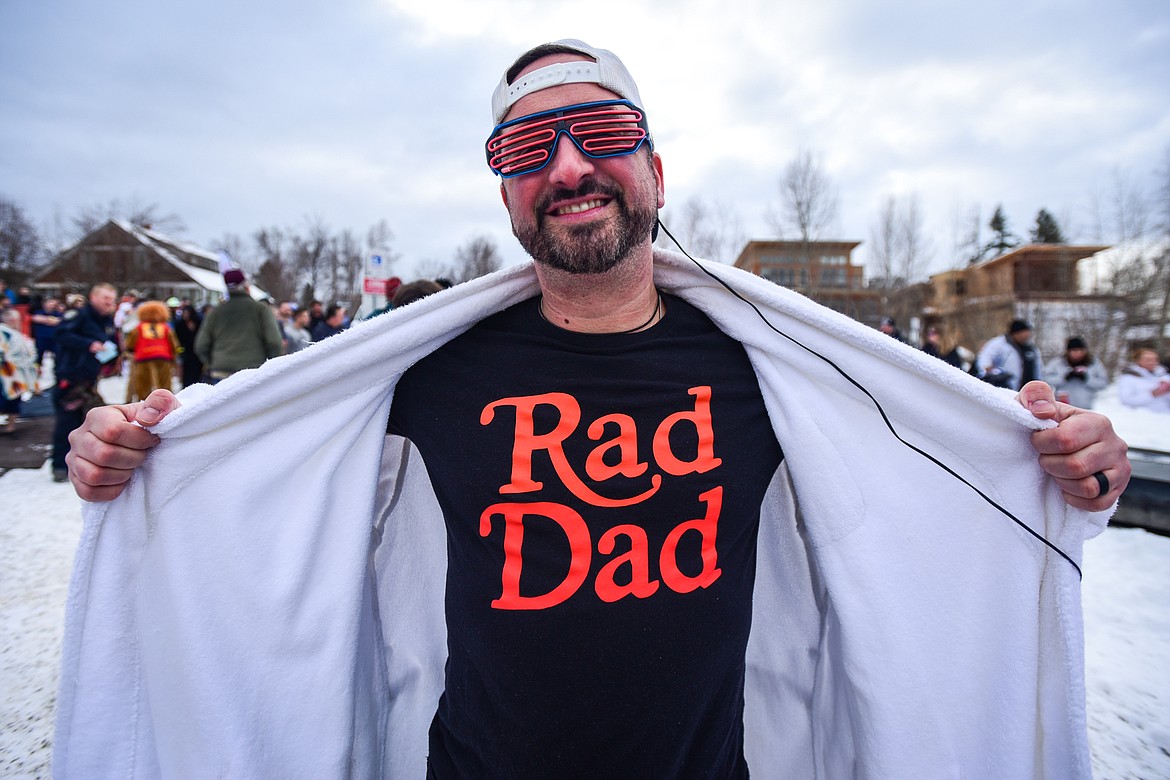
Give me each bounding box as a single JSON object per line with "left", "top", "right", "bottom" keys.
{"left": 114, "top": 220, "right": 271, "bottom": 301}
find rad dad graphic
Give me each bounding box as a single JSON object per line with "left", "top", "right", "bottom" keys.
{"left": 478, "top": 386, "right": 725, "bottom": 610}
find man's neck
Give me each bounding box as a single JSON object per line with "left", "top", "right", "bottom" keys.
{"left": 534, "top": 247, "right": 658, "bottom": 334}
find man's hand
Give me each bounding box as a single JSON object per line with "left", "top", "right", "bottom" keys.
{"left": 67, "top": 389, "right": 181, "bottom": 502}
{"left": 1017, "top": 381, "right": 1131, "bottom": 511}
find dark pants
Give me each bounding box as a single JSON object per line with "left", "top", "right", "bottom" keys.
{"left": 51, "top": 384, "right": 86, "bottom": 472}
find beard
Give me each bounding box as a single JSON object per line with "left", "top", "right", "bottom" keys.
{"left": 511, "top": 177, "right": 658, "bottom": 276}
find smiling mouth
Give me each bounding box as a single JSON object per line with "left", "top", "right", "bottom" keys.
{"left": 552, "top": 198, "right": 608, "bottom": 216}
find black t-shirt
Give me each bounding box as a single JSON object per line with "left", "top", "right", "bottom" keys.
{"left": 389, "top": 294, "right": 783, "bottom": 778}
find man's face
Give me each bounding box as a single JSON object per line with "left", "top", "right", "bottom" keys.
{"left": 1068, "top": 347, "right": 1087, "bottom": 361}
{"left": 278, "top": 303, "right": 293, "bottom": 318}
{"left": 91, "top": 288, "right": 117, "bottom": 316}
{"left": 498, "top": 54, "right": 664, "bottom": 275}
{"left": 329, "top": 308, "right": 346, "bottom": 326}
{"left": 1011, "top": 329, "right": 1032, "bottom": 345}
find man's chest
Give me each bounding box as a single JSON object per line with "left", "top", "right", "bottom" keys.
{"left": 389, "top": 297, "right": 783, "bottom": 613}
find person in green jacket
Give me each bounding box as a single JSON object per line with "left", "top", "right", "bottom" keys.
{"left": 194, "top": 264, "right": 283, "bottom": 383}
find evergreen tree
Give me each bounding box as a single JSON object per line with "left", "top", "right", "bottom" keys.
{"left": 1029, "top": 208, "right": 1065, "bottom": 244}
{"left": 983, "top": 204, "right": 1019, "bottom": 257}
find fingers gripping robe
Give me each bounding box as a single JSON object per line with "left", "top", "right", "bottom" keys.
{"left": 1017, "top": 381, "right": 1132, "bottom": 512}
{"left": 67, "top": 389, "right": 179, "bottom": 502}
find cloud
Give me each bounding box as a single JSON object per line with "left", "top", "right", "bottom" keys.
{"left": 1, "top": 0, "right": 1166, "bottom": 279}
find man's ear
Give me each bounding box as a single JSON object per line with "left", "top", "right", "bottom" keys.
{"left": 652, "top": 152, "right": 665, "bottom": 209}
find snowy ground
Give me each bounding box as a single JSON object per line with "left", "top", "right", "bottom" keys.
{"left": 1, "top": 376, "right": 1168, "bottom": 778}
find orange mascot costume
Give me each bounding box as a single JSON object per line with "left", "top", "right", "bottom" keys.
{"left": 123, "top": 301, "right": 181, "bottom": 402}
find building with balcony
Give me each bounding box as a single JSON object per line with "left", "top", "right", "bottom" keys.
{"left": 924, "top": 243, "right": 1113, "bottom": 366}
{"left": 733, "top": 239, "right": 880, "bottom": 322}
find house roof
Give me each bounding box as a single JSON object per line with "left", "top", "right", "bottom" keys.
{"left": 34, "top": 220, "right": 271, "bottom": 301}
{"left": 114, "top": 221, "right": 271, "bottom": 301}
{"left": 969, "top": 243, "right": 1112, "bottom": 272}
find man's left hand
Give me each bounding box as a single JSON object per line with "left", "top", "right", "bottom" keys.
{"left": 1018, "top": 380, "right": 1131, "bottom": 511}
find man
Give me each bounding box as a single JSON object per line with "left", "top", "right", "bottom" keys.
{"left": 274, "top": 300, "right": 296, "bottom": 352}
{"left": 1044, "top": 336, "right": 1108, "bottom": 409}
{"left": 878, "top": 315, "right": 905, "bottom": 342}
{"left": 30, "top": 295, "right": 64, "bottom": 365}
{"left": 61, "top": 41, "right": 1129, "bottom": 778}
{"left": 284, "top": 307, "right": 313, "bottom": 353}
{"left": 310, "top": 303, "right": 347, "bottom": 341}
{"left": 307, "top": 299, "right": 325, "bottom": 332}
{"left": 113, "top": 289, "right": 140, "bottom": 337}
{"left": 194, "top": 262, "right": 283, "bottom": 382}
{"left": 978, "top": 318, "right": 1043, "bottom": 390}
{"left": 51, "top": 283, "right": 118, "bottom": 482}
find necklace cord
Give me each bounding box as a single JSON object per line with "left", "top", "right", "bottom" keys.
{"left": 655, "top": 220, "right": 1081, "bottom": 579}
{"left": 539, "top": 291, "right": 663, "bottom": 335}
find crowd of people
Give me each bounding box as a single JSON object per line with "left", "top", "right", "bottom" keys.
{"left": 0, "top": 268, "right": 444, "bottom": 480}
{"left": 54, "top": 38, "right": 1136, "bottom": 778}
{"left": 876, "top": 312, "right": 1169, "bottom": 413}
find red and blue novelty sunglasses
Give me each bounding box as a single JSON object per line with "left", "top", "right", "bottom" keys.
{"left": 486, "top": 100, "right": 651, "bottom": 178}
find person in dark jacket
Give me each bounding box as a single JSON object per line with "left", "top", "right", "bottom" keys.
{"left": 173, "top": 305, "right": 204, "bottom": 387}
{"left": 30, "top": 296, "right": 64, "bottom": 365}
{"left": 1044, "top": 337, "right": 1108, "bottom": 409}
{"left": 878, "top": 316, "right": 906, "bottom": 343}
{"left": 194, "top": 266, "right": 283, "bottom": 383}
{"left": 310, "top": 303, "right": 348, "bottom": 341}
{"left": 51, "top": 283, "right": 119, "bottom": 481}
{"left": 977, "top": 319, "right": 1043, "bottom": 391}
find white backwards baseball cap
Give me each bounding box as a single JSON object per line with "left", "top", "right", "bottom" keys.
{"left": 491, "top": 39, "right": 647, "bottom": 125}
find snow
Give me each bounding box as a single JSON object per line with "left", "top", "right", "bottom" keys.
{"left": 1094, "top": 383, "right": 1170, "bottom": 453}
{"left": 1, "top": 377, "right": 1168, "bottom": 777}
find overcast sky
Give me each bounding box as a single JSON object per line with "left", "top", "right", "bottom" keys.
{"left": 2, "top": 0, "right": 1167, "bottom": 279}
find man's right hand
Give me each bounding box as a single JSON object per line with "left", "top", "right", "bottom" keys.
{"left": 67, "top": 389, "right": 181, "bottom": 502}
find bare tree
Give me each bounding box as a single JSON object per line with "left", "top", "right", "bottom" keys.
{"left": 71, "top": 197, "right": 186, "bottom": 239}
{"left": 252, "top": 227, "right": 297, "bottom": 303}
{"left": 211, "top": 233, "right": 249, "bottom": 267}
{"left": 766, "top": 149, "right": 839, "bottom": 242}
{"left": 0, "top": 196, "right": 45, "bottom": 272}
{"left": 452, "top": 236, "right": 502, "bottom": 283}
{"left": 331, "top": 229, "right": 364, "bottom": 313}
{"left": 414, "top": 256, "right": 456, "bottom": 282}
{"left": 948, "top": 202, "right": 983, "bottom": 267}
{"left": 1151, "top": 146, "right": 1170, "bottom": 355}
{"left": 292, "top": 216, "right": 331, "bottom": 303}
{"left": 868, "top": 193, "right": 931, "bottom": 329}
{"left": 900, "top": 195, "right": 930, "bottom": 280}
{"left": 657, "top": 196, "right": 746, "bottom": 264}
{"left": 869, "top": 197, "right": 899, "bottom": 285}
{"left": 1108, "top": 168, "right": 1150, "bottom": 245}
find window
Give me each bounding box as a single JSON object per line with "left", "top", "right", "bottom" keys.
{"left": 820, "top": 267, "right": 847, "bottom": 287}
{"left": 761, "top": 267, "right": 808, "bottom": 287}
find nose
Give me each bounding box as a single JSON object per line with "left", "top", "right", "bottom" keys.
{"left": 544, "top": 132, "right": 595, "bottom": 189}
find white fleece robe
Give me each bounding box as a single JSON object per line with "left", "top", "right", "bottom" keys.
{"left": 53, "top": 251, "right": 1111, "bottom": 779}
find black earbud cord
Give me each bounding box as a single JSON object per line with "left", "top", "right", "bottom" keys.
{"left": 656, "top": 219, "right": 1081, "bottom": 579}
